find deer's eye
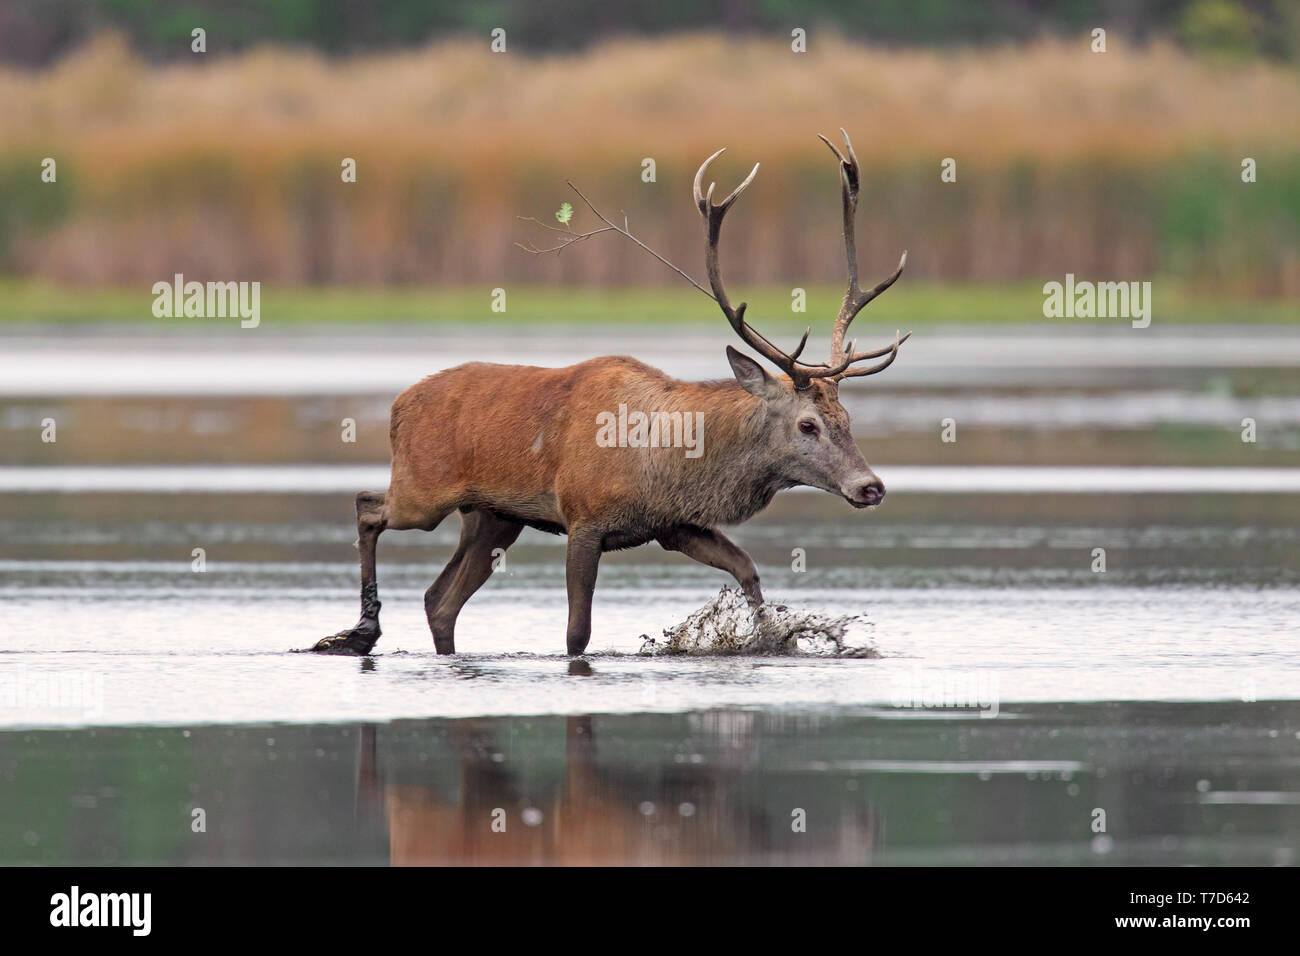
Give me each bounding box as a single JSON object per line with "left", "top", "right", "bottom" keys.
{"left": 798, "top": 419, "right": 819, "bottom": 436}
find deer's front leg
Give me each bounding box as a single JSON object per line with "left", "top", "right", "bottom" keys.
{"left": 658, "top": 525, "right": 763, "bottom": 606}
{"left": 564, "top": 528, "right": 603, "bottom": 655}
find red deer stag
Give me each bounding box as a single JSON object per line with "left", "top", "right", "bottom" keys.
{"left": 314, "top": 130, "right": 910, "bottom": 656}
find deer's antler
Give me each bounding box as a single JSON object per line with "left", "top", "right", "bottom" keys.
{"left": 693, "top": 149, "right": 821, "bottom": 389}
{"left": 817, "top": 128, "right": 910, "bottom": 380}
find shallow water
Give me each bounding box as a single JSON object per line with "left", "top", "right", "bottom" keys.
{"left": 1, "top": 486, "right": 1296, "bottom": 727}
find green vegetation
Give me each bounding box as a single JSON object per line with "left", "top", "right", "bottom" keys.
{"left": 1, "top": 279, "right": 1293, "bottom": 327}
{"left": 5, "top": 0, "right": 1298, "bottom": 64}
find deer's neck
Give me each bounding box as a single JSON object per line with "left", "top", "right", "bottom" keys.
{"left": 636, "top": 379, "right": 786, "bottom": 528}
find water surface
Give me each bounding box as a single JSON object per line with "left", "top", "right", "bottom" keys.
{"left": 4, "top": 705, "right": 1296, "bottom": 865}
{"left": 1, "top": 323, "right": 1295, "bottom": 865}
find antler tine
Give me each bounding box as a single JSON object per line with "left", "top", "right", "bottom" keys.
{"left": 804, "top": 327, "right": 914, "bottom": 382}
{"left": 693, "top": 148, "right": 724, "bottom": 213}
{"left": 788, "top": 326, "right": 812, "bottom": 362}
{"left": 694, "top": 149, "right": 759, "bottom": 218}
{"left": 833, "top": 330, "right": 913, "bottom": 380}
{"left": 818, "top": 128, "right": 862, "bottom": 304}
{"left": 817, "top": 127, "right": 910, "bottom": 378}
{"left": 693, "top": 148, "right": 817, "bottom": 388}
{"left": 850, "top": 250, "right": 908, "bottom": 318}
{"left": 837, "top": 327, "right": 913, "bottom": 363}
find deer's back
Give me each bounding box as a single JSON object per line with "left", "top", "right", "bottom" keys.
{"left": 386, "top": 357, "right": 683, "bottom": 530}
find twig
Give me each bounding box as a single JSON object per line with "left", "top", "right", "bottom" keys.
{"left": 518, "top": 181, "right": 717, "bottom": 302}
{"left": 514, "top": 218, "right": 616, "bottom": 256}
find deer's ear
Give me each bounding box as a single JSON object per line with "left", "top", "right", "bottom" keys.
{"left": 726, "top": 345, "right": 782, "bottom": 400}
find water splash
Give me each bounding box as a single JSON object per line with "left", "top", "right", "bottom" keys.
{"left": 639, "top": 587, "right": 879, "bottom": 657}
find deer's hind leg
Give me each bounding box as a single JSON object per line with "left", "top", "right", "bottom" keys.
{"left": 314, "top": 490, "right": 392, "bottom": 655}
{"left": 425, "top": 510, "right": 523, "bottom": 654}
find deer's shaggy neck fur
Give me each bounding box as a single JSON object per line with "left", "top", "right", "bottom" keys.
{"left": 616, "top": 367, "right": 788, "bottom": 531}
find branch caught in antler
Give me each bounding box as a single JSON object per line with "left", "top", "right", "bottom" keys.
{"left": 517, "top": 182, "right": 714, "bottom": 300}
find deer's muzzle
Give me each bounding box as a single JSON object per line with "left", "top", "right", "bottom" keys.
{"left": 842, "top": 475, "right": 885, "bottom": 508}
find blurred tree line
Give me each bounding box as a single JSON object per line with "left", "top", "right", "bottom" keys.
{"left": 1, "top": 0, "right": 1296, "bottom": 65}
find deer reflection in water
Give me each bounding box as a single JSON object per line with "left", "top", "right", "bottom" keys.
{"left": 355, "top": 685, "right": 876, "bottom": 865}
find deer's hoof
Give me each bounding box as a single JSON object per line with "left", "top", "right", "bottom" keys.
{"left": 311, "top": 626, "right": 379, "bottom": 656}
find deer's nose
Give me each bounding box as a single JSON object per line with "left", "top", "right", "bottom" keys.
{"left": 860, "top": 479, "right": 885, "bottom": 506}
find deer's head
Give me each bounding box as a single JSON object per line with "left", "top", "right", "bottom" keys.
{"left": 725, "top": 346, "right": 884, "bottom": 507}
{"left": 695, "top": 131, "right": 909, "bottom": 509}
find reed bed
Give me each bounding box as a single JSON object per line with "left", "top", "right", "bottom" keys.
{"left": 2, "top": 32, "right": 1297, "bottom": 294}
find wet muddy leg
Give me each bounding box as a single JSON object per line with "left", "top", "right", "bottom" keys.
{"left": 314, "top": 490, "right": 387, "bottom": 655}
